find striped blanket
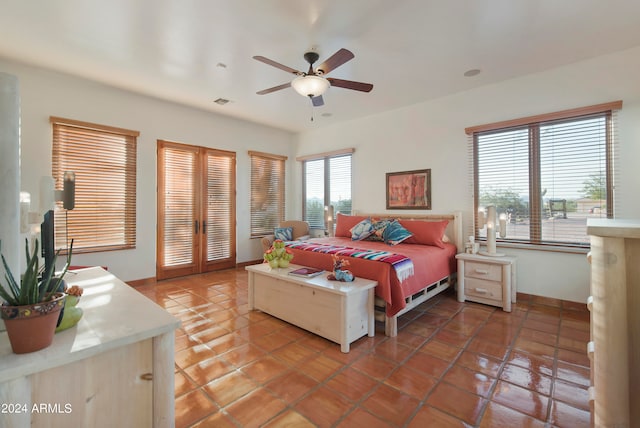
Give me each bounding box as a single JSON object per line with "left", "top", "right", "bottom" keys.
{"left": 285, "top": 241, "right": 414, "bottom": 282}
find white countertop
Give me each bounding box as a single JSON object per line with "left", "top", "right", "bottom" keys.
{"left": 246, "top": 263, "right": 377, "bottom": 295}
{"left": 587, "top": 218, "right": 640, "bottom": 239}
{"left": 0, "top": 267, "right": 179, "bottom": 383}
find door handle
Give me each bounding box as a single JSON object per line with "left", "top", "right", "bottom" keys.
{"left": 195, "top": 220, "right": 199, "bottom": 234}
{"left": 202, "top": 220, "right": 207, "bottom": 234}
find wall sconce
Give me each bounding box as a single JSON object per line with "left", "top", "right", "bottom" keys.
{"left": 62, "top": 171, "right": 75, "bottom": 210}
{"left": 324, "top": 205, "right": 334, "bottom": 237}
{"left": 478, "top": 205, "right": 505, "bottom": 257}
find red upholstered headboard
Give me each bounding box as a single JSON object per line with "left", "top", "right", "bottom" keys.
{"left": 348, "top": 211, "right": 463, "bottom": 253}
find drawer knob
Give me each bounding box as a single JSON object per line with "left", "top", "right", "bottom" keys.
{"left": 587, "top": 341, "right": 594, "bottom": 360}
{"left": 588, "top": 386, "right": 595, "bottom": 403}
{"left": 474, "top": 269, "right": 489, "bottom": 275}
{"left": 474, "top": 287, "right": 489, "bottom": 294}
{"left": 587, "top": 295, "right": 593, "bottom": 311}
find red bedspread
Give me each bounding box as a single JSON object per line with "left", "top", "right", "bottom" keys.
{"left": 286, "top": 237, "right": 457, "bottom": 316}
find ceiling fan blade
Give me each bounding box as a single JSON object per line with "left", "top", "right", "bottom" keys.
{"left": 253, "top": 56, "right": 301, "bottom": 75}
{"left": 256, "top": 82, "right": 291, "bottom": 95}
{"left": 311, "top": 95, "right": 324, "bottom": 107}
{"left": 315, "top": 48, "right": 354, "bottom": 75}
{"left": 327, "top": 78, "right": 373, "bottom": 92}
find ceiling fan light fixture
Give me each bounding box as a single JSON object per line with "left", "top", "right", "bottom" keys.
{"left": 291, "top": 75, "right": 330, "bottom": 98}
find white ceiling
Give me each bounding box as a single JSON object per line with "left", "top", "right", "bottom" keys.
{"left": 2, "top": 0, "right": 640, "bottom": 133}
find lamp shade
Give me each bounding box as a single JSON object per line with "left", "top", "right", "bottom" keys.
{"left": 291, "top": 75, "right": 330, "bottom": 98}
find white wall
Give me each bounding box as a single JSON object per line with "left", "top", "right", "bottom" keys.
{"left": 0, "top": 58, "right": 295, "bottom": 282}
{"left": 4, "top": 45, "right": 640, "bottom": 297}
{"left": 294, "top": 46, "right": 640, "bottom": 303}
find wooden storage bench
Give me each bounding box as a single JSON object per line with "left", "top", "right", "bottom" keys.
{"left": 246, "top": 263, "right": 377, "bottom": 353}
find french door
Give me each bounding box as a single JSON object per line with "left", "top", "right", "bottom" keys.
{"left": 157, "top": 140, "right": 236, "bottom": 280}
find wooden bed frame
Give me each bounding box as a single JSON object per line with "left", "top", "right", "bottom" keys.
{"left": 353, "top": 211, "right": 464, "bottom": 337}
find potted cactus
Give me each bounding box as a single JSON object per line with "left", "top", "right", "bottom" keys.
{"left": 263, "top": 239, "right": 294, "bottom": 269}
{"left": 0, "top": 238, "right": 73, "bottom": 354}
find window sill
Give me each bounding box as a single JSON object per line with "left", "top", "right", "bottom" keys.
{"left": 479, "top": 240, "right": 589, "bottom": 255}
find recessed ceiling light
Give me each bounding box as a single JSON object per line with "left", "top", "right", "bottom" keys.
{"left": 464, "top": 69, "right": 481, "bottom": 77}
{"left": 216, "top": 62, "right": 227, "bottom": 69}
{"left": 213, "top": 98, "right": 230, "bottom": 105}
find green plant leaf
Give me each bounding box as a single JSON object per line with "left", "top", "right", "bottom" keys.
{"left": 39, "top": 239, "right": 74, "bottom": 302}
{"left": 1, "top": 253, "right": 20, "bottom": 300}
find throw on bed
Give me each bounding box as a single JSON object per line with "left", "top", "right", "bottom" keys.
{"left": 285, "top": 241, "right": 415, "bottom": 282}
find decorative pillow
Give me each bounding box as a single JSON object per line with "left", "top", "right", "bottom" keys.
{"left": 399, "top": 220, "right": 449, "bottom": 248}
{"left": 334, "top": 213, "right": 368, "bottom": 238}
{"left": 274, "top": 227, "right": 293, "bottom": 241}
{"left": 382, "top": 220, "right": 413, "bottom": 245}
{"left": 366, "top": 219, "right": 392, "bottom": 241}
{"left": 350, "top": 218, "right": 374, "bottom": 241}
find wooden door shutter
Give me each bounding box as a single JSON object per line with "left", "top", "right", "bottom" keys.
{"left": 157, "top": 141, "right": 199, "bottom": 278}
{"left": 202, "top": 149, "right": 236, "bottom": 270}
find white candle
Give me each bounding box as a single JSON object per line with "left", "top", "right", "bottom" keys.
{"left": 477, "top": 207, "right": 485, "bottom": 228}
{"left": 486, "top": 205, "right": 496, "bottom": 255}
{"left": 499, "top": 213, "right": 507, "bottom": 238}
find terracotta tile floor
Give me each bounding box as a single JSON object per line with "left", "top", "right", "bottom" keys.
{"left": 134, "top": 268, "right": 591, "bottom": 427}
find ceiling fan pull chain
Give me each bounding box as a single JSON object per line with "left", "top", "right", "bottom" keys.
{"left": 309, "top": 97, "right": 314, "bottom": 122}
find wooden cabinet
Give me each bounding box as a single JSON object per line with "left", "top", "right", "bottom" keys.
{"left": 0, "top": 268, "right": 179, "bottom": 428}
{"left": 456, "top": 253, "right": 517, "bottom": 312}
{"left": 587, "top": 219, "right": 640, "bottom": 428}
{"left": 246, "top": 264, "right": 377, "bottom": 352}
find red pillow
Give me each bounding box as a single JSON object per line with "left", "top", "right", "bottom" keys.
{"left": 399, "top": 220, "right": 449, "bottom": 248}
{"left": 334, "top": 213, "right": 368, "bottom": 238}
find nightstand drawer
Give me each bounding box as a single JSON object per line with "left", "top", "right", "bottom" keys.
{"left": 464, "top": 261, "right": 502, "bottom": 282}
{"left": 464, "top": 278, "right": 503, "bottom": 301}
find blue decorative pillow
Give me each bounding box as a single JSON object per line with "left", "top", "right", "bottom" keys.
{"left": 367, "top": 219, "right": 391, "bottom": 241}
{"left": 274, "top": 227, "right": 293, "bottom": 241}
{"left": 350, "top": 218, "right": 374, "bottom": 241}
{"left": 383, "top": 220, "right": 413, "bottom": 245}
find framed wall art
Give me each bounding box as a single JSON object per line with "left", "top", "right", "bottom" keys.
{"left": 386, "top": 169, "right": 431, "bottom": 210}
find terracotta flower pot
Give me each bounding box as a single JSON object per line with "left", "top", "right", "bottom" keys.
{"left": 1, "top": 293, "right": 65, "bottom": 354}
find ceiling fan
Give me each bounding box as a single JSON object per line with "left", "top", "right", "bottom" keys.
{"left": 253, "top": 48, "right": 373, "bottom": 107}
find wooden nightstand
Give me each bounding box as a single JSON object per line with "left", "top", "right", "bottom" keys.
{"left": 455, "top": 253, "right": 517, "bottom": 312}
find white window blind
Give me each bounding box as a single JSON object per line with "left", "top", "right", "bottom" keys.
{"left": 249, "top": 151, "right": 286, "bottom": 238}
{"left": 206, "top": 152, "right": 234, "bottom": 260}
{"left": 301, "top": 152, "right": 352, "bottom": 229}
{"left": 304, "top": 159, "right": 325, "bottom": 229}
{"left": 467, "top": 101, "right": 621, "bottom": 249}
{"left": 161, "top": 145, "right": 197, "bottom": 267}
{"left": 330, "top": 155, "right": 353, "bottom": 215}
{"left": 51, "top": 117, "right": 138, "bottom": 253}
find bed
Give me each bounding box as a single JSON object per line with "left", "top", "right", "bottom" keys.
{"left": 284, "top": 211, "right": 463, "bottom": 336}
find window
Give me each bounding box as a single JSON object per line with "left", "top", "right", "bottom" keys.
{"left": 249, "top": 151, "right": 286, "bottom": 238}
{"left": 466, "top": 101, "right": 621, "bottom": 248}
{"left": 298, "top": 149, "right": 353, "bottom": 229}
{"left": 51, "top": 117, "right": 138, "bottom": 253}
